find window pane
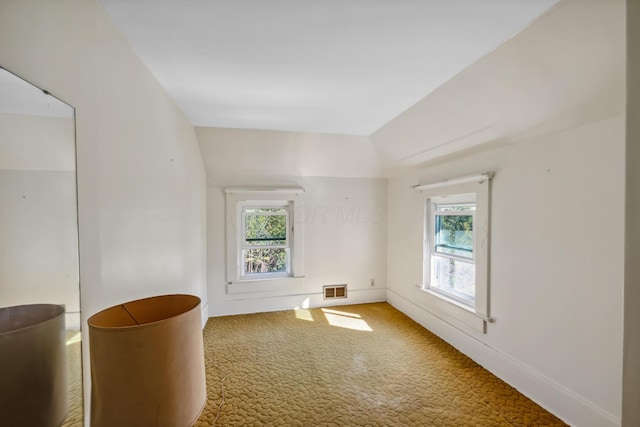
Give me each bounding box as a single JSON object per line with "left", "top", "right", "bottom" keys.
{"left": 435, "top": 214, "right": 473, "bottom": 258}
{"left": 431, "top": 256, "right": 475, "bottom": 302}
{"left": 243, "top": 248, "right": 289, "bottom": 274}
{"left": 245, "top": 214, "right": 287, "bottom": 246}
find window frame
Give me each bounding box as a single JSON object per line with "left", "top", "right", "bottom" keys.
{"left": 240, "top": 201, "right": 291, "bottom": 280}
{"left": 225, "top": 188, "right": 305, "bottom": 295}
{"left": 426, "top": 194, "right": 477, "bottom": 306}
{"left": 416, "top": 174, "right": 492, "bottom": 326}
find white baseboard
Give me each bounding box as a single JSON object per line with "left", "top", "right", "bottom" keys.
{"left": 200, "top": 301, "right": 209, "bottom": 328}
{"left": 386, "top": 289, "right": 620, "bottom": 427}
{"left": 208, "top": 287, "right": 387, "bottom": 317}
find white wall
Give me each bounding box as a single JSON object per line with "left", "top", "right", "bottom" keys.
{"left": 0, "top": 171, "right": 78, "bottom": 307}
{"left": 0, "top": 0, "right": 207, "bottom": 314}
{"left": 0, "top": 114, "right": 76, "bottom": 172}
{"left": 197, "top": 127, "right": 387, "bottom": 179}
{"left": 386, "top": 115, "right": 625, "bottom": 426}
{"left": 198, "top": 127, "right": 387, "bottom": 316}
{"left": 0, "top": 113, "right": 80, "bottom": 328}
{"left": 0, "top": 0, "right": 207, "bottom": 417}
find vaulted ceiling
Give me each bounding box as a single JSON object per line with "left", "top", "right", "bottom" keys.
{"left": 97, "top": 0, "right": 558, "bottom": 135}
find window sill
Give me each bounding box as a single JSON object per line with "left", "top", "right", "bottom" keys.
{"left": 416, "top": 286, "right": 490, "bottom": 333}
{"left": 226, "top": 276, "right": 305, "bottom": 295}
{"left": 241, "top": 272, "right": 291, "bottom": 281}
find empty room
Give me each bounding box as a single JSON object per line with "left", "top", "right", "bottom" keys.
{"left": 1, "top": 0, "right": 639, "bottom": 426}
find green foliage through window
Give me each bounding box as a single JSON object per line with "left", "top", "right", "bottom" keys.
{"left": 243, "top": 248, "right": 288, "bottom": 274}
{"left": 243, "top": 207, "right": 289, "bottom": 274}
{"left": 434, "top": 214, "right": 473, "bottom": 258}
{"left": 245, "top": 212, "right": 287, "bottom": 246}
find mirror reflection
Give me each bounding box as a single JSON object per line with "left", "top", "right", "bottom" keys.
{"left": 0, "top": 67, "right": 82, "bottom": 426}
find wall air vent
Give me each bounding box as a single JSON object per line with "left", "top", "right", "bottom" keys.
{"left": 324, "top": 284, "right": 347, "bottom": 299}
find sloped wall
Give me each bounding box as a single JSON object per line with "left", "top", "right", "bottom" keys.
{"left": 0, "top": 0, "right": 207, "bottom": 316}
{"left": 371, "top": 0, "right": 624, "bottom": 170}
{"left": 0, "top": 0, "right": 208, "bottom": 418}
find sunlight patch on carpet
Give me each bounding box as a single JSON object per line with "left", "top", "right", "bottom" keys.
{"left": 294, "top": 308, "right": 314, "bottom": 322}
{"left": 322, "top": 308, "right": 372, "bottom": 331}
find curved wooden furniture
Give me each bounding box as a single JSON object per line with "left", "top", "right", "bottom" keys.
{"left": 0, "top": 304, "right": 67, "bottom": 427}
{"left": 88, "top": 294, "right": 206, "bottom": 427}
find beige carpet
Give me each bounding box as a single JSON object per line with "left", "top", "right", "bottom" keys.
{"left": 194, "top": 302, "right": 566, "bottom": 426}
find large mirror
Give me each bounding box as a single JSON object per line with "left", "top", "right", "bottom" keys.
{"left": 0, "top": 67, "right": 82, "bottom": 426}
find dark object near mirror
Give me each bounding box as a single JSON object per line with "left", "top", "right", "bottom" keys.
{"left": 0, "top": 304, "right": 67, "bottom": 427}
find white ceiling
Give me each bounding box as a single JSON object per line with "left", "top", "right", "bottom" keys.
{"left": 98, "top": 0, "right": 558, "bottom": 135}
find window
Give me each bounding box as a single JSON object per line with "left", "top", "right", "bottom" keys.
{"left": 415, "top": 173, "right": 492, "bottom": 325}
{"left": 241, "top": 203, "right": 290, "bottom": 278}
{"left": 225, "top": 188, "right": 304, "bottom": 294}
{"left": 427, "top": 194, "right": 476, "bottom": 305}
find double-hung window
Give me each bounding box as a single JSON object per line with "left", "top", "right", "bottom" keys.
{"left": 241, "top": 203, "right": 290, "bottom": 279}
{"left": 428, "top": 194, "right": 476, "bottom": 305}
{"left": 416, "top": 173, "right": 492, "bottom": 327}
{"left": 225, "top": 188, "right": 305, "bottom": 294}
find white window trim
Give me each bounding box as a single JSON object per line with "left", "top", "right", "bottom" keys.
{"left": 415, "top": 173, "right": 493, "bottom": 331}
{"left": 225, "top": 188, "right": 305, "bottom": 295}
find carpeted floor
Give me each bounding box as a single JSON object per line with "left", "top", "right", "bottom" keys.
{"left": 195, "top": 302, "right": 566, "bottom": 427}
